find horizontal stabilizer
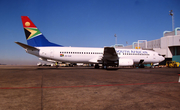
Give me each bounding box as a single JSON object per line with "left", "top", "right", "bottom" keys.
{"left": 15, "top": 42, "right": 39, "bottom": 51}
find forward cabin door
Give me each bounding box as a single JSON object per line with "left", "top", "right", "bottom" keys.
{"left": 153, "top": 53, "right": 156, "bottom": 60}
{"left": 50, "top": 49, "right": 54, "bottom": 58}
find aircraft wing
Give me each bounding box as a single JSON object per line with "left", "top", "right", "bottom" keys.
{"left": 103, "top": 47, "right": 119, "bottom": 61}
{"left": 15, "top": 42, "right": 39, "bottom": 51}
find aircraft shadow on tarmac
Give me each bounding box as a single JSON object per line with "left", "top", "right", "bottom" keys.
{"left": 36, "top": 67, "right": 119, "bottom": 70}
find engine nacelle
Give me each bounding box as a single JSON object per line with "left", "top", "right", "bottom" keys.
{"left": 119, "top": 59, "right": 134, "bottom": 66}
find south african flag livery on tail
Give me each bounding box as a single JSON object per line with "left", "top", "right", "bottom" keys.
{"left": 21, "top": 16, "right": 62, "bottom": 47}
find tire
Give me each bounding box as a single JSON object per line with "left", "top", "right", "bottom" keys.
{"left": 95, "top": 64, "right": 99, "bottom": 69}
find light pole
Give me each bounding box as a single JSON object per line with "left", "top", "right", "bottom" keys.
{"left": 114, "top": 34, "right": 117, "bottom": 44}
{"left": 169, "top": 10, "right": 174, "bottom": 31}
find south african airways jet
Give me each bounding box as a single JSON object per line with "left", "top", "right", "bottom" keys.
{"left": 15, "top": 16, "right": 164, "bottom": 69}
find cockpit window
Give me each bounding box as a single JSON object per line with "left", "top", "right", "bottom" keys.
{"left": 158, "top": 54, "right": 161, "bottom": 56}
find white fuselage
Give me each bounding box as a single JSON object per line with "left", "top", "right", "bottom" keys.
{"left": 27, "top": 46, "right": 165, "bottom": 65}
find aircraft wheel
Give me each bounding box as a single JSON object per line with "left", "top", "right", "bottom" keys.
{"left": 139, "top": 64, "right": 145, "bottom": 68}
{"left": 95, "top": 64, "right": 99, "bottom": 69}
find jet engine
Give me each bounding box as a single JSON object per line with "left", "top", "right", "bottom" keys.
{"left": 119, "top": 58, "right": 134, "bottom": 66}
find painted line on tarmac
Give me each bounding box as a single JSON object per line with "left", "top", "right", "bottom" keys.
{"left": 0, "top": 82, "right": 179, "bottom": 89}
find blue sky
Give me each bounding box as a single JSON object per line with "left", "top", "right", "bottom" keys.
{"left": 0, "top": 0, "right": 180, "bottom": 65}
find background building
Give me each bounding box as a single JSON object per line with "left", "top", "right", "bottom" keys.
{"left": 115, "top": 27, "right": 180, "bottom": 64}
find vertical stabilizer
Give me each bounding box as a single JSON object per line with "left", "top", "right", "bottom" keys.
{"left": 21, "top": 16, "right": 62, "bottom": 47}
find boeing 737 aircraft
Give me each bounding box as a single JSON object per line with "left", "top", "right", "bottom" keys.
{"left": 15, "top": 16, "right": 165, "bottom": 69}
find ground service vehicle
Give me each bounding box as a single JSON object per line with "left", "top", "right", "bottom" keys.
{"left": 166, "top": 61, "right": 179, "bottom": 68}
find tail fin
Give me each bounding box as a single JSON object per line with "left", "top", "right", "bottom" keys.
{"left": 21, "top": 16, "right": 63, "bottom": 47}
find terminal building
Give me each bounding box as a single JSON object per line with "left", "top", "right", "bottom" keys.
{"left": 114, "top": 27, "right": 180, "bottom": 64}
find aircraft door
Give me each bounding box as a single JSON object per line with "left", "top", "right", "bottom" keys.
{"left": 153, "top": 53, "right": 156, "bottom": 59}
{"left": 50, "top": 49, "right": 54, "bottom": 58}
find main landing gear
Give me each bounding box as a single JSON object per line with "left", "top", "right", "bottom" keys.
{"left": 94, "top": 64, "right": 107, "bottom": 69}
{"left": 95, "top": 64, "right": 100, "bottom": 69}
{"left": 138, "top": 60, "right": 145, "bottom": 68}
{"left": 139, "top": 64, "right": 145, "bottom": 68}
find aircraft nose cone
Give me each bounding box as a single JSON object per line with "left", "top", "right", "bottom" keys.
{"left": 162, "top": 56, "right": 165, "bottom": 61}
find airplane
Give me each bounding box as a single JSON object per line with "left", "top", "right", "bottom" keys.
{"left": 15, "top": 16, "right": 165, "bottom": 69}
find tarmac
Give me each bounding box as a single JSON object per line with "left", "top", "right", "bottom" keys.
{"left": 0, "top": 65, "right": 180, "bottom": 110}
